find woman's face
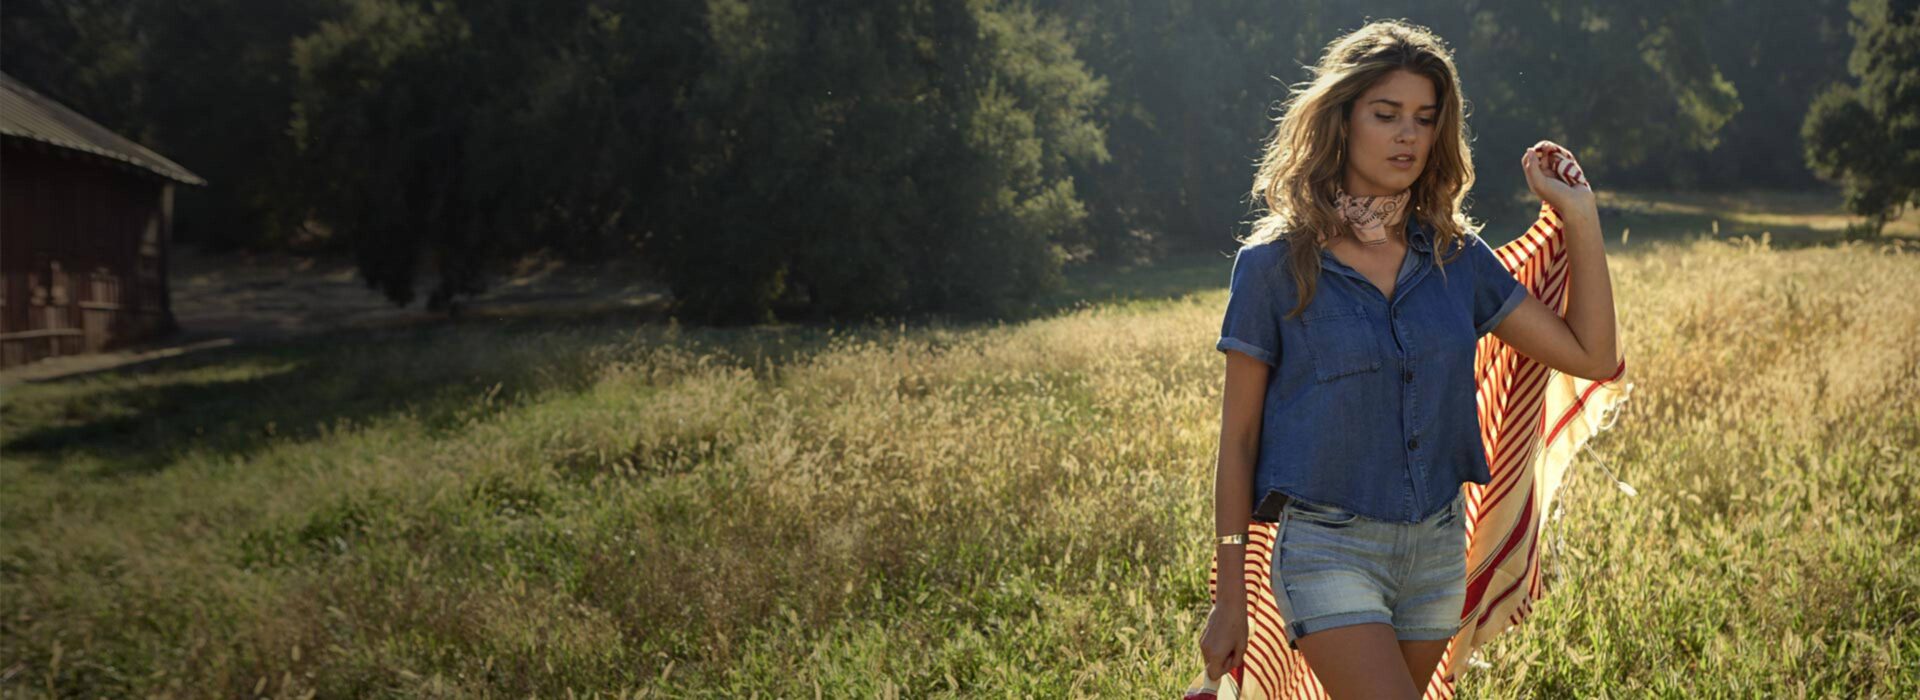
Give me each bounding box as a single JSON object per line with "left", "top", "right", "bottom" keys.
{"left": 1343, "top": 69, "right": 1438, "bottom": 197}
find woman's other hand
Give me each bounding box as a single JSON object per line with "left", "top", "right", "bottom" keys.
{"left": 1199, "top": 600, "right": 1250, "bottom": 682}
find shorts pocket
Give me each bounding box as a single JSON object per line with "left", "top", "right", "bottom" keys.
{"left": 1300, "top": 306, "right": 1383, "bottom": 382}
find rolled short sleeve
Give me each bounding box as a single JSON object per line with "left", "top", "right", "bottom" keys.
{"left": 1216, "top": 245, "right": 1281, "bottom": 366}
{"left": 1465, "top": 235, "right": 1527, "bottom": 336}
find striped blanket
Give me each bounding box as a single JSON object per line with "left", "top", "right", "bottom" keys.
{"left": 1186, "top": 147, "right": 1632, "bottom": 699}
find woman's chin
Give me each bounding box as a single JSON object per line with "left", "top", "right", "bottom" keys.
{"left": 1359, "top": 171, "right": 1419, "bottom": 194}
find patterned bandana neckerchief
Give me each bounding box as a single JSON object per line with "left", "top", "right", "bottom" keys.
{"left": 1324, "top": 186, "right": 1412, "bottom": 247}
{"left": 1186, "top": 141, "right": 1633, "bottom": 700}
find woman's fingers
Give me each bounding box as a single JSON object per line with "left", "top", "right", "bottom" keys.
{"left": 1529, "top": 140, "right": 1592, "bottom": 188}
{"left": 1204, "top": 643, "right": 1241, "bottom": 680}
{"left": 1522, "top": 151, "right": 1547, "bottom": 190}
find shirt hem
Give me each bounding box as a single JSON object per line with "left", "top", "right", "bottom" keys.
{"left": 1255, "top": 485, "right": 1437, "bottom": 525}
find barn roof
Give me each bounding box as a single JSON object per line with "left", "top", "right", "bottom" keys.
{"left": 0, "top": 71, "right": 205, "bottom": 186}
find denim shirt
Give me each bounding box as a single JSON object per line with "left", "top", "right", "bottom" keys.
{"left": 1216, "top": 213, "right": 1528, "bottom": 523}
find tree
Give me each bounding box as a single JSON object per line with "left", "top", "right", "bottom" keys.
{"left": 1620, "top": 0, "right": 1852, "bottom": 190}
{"left": 289, "top": 0, "right": 1102, "bottom": 320}
{"left": 664, "top": 0, "right": 1109, "bottom": 323}
{"left": 1038, "top": 1, "right": 1744, "bottom": 254}
{"left": 289, "top": 0, "right": 705, "bottom": 310}
{"left": 1034, "top": 0, "right": 1316, "bottom": 263}
{"left": 1803, "top": 0, "right": 1920, "bottom": 233}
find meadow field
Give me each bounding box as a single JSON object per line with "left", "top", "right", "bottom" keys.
{"left": 2, "top": 199, "right": 1917, "bottom": 697}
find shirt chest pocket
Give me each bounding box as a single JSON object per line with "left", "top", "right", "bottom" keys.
{"left": 1300, "top": 306, "right": 1384, "bottom": 382}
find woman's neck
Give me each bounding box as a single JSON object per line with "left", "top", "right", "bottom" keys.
{"left": 1330, "top": 183, "right": 1413, "bottom": 246}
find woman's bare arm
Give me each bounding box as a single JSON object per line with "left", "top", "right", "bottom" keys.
{"left": 1214, "top": 349, "right": 1269, "bottom": 605}
{"left": 1488, "top": 210, "right": 1620, "bottom": 380}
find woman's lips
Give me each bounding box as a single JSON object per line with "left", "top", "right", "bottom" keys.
{"left": 1388, "top": 156, "right": 1416, "bottom": 170}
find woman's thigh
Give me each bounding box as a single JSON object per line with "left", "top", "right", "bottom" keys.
{"left": 1293, "top": 622, "right": 1421, "bottom": 700}
{"left": 1399, "top": 638, "right": 1449, "bottom": 691}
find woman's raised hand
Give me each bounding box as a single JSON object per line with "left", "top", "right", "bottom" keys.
{"left": 1521, "top": 140, "right": 1597, "bottom": 220}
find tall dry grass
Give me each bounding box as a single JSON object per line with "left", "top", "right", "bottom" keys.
{"left": 1, "top": 233, "right": 1915, "bottom": 697}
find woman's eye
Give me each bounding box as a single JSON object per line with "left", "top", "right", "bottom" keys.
{"left": 1418, "top": 117, "right": 1436, "bottom": 125}
{"left": 1375, "top": 114, "right": 1395, "bottom": 121}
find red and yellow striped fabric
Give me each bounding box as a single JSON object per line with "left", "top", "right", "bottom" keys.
{"left": 1185, "top": 144, "right": 1631, "bottom": 699}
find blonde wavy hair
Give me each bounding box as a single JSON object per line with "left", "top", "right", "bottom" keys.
{"left": 1242, "top": 19, "right": 1479, "bottom": 319}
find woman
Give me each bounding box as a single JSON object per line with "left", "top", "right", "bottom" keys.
{"left": 1198, "top": 20, "right": 1619, "bottom": 699}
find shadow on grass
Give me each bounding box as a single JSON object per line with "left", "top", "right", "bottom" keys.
{"left": 6, "top": 264, "right": 1224, "bottom": 479}
{"left": 0, "top": 302, "right": 997, "bottom": 479}
{"left": 1035, "top": 246, "right": 1236, "bottom": 313}
{"left": 0, "top": 308, "right": 685, "bottom": 478}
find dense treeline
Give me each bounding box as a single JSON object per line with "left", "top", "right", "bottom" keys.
{"left": 1802, "top": 0, "right": 1920, "bottom": 233}
{"left": 2, "top": 0, "right": 1903, "bottom": 322}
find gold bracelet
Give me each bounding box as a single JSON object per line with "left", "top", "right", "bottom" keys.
{"left": 1215, "top": 533, "right": 1247, "bottom": 546}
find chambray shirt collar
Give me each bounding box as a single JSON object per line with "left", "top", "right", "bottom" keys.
{"left": 1407, "top": 215, "right": 1434, "bottom": 253}
{"left": 1317, "top": 212, "right": 1432, "bottom": 258}
{"left": 1317, "top": 213, "right": 1434, "bottom": 299}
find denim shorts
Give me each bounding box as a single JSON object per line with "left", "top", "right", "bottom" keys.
{"left": 1268, "top": 490, "right": 1468, "bottom": 648}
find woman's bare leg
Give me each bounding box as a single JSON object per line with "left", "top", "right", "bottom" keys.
{"left": 1293, "top": 623, "right": 1420, "bottom": 699}
{"left": 1398, "top": 639, "right": 1448, "bottom": 692}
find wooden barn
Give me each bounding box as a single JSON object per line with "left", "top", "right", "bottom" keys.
{"left": 0, "top": 72, "right": 204, "bottom": 368}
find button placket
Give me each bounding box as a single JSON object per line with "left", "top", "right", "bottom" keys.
{"left": 1405, "top": 350, "right": 1422, "bottom": 503}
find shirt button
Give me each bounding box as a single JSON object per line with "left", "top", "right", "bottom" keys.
{"left": 1407, "top": 437, "right": 1419, "bottom": 450}
{"left": 1403, "top": 370, "right": 1414, "bottom": 383}
{"left": 1392, "top": 307, "right": 1400, "bottom": 319}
